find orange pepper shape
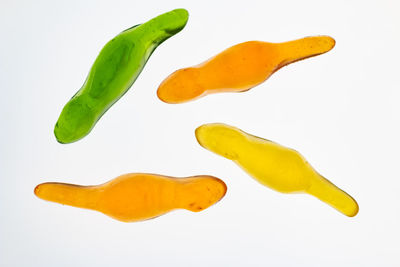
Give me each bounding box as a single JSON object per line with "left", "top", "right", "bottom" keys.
{"left": 34, "top": 173, "right": 227, "bottom": 222}
{"left": 157, "top": 36, "right": 335, "bottom": 103}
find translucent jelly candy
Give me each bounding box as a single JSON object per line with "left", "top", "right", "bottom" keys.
{"left": 34, "top": 173, "right": 227, "bottom": 222}
{"left": 195, "top": 123, "right": 358, "bottom": 217}
{"left": 157, "top": 36, "right": 335, "bottom": 103}
{"left": 54, "top": 9, "right": 189, "bottom": 143}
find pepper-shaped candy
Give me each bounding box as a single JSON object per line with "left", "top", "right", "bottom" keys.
{"left": 34, "top": 173, "right": 226, "bottom": 222}
{"left": 54, "top": 9, "right": 189, "bottom": 143}
{"left": 157, "top": 36, "right": 335, "bottom": 103}
{"left": 195, "top": 123, "right": 358, "bottom": 217}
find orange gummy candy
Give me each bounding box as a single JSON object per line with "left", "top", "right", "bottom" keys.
{"left": 157, "top": 36, "right": 335, "bottom": 103}
{"left": 34, "top": 173, "right": 227, "bottom": 222}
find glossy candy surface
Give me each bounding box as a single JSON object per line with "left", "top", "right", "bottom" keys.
{"left": 34, "top": 173, "right": 227, "bottom": 222}
{"left": 55, "top": 9, "right": 189, "bottom": 143}
{"left": 157, "top": 36, "right": 335, "bottom": 103}
{"left": 195, "top": 123, "right": 358, "bottom": 217}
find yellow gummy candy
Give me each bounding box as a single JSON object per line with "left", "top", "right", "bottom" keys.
{"left": 195, "top": 123, "right": 358, "bottom": 217}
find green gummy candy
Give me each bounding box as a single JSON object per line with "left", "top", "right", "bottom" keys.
{"left": 54, "top": 8, "right": 189, "bottom": 143}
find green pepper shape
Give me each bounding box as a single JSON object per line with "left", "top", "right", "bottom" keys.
{"left": 54, "top": 8, "right": 189, "bottom": 143}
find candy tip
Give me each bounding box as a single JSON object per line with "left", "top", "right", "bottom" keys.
{"left": 161, "top": 8, "right": 189, "bottom": 35}
{"left": 298, "top": 35, "right": 336, "bottom": 55}
{"left": 316, "top": 35, "right": 336, "bottom": 53}
{"left": 54, "top": 136, "right": 67, "bottom": 144}
{"left": 345, "top": 199, "right": 359, "bottom": 217}
{"left": 156, "top": 85, "right": 172, "bottom": 104}
{"left": 183, "top": 176, "right": 228, "bottom": 213}
{"left": 53, "top": 124, "right": 72, "bottom": 144}
{"left": 173, "top": 8, "right": 189, "bottom": 18}
{"left": 157, "top": 67, "right": 206, "bottom": 104}
{"left": 323, "top": 35, "right": 336, "bottom": 51}
{"left": 216, "top": 177, "right": 228, "bottom": 201}
{"left": 54, "top": 124, "right": 81, "bottom": 144}
{"left": 194, "top": 125, "right": 206, "bottom": 146}
{"left": 34, "top": 184, "right": 42, "bottom": 197}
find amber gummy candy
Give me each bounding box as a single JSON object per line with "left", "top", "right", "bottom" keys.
{"left": 157, "top": 36, "right": 335, "bottom": 103}
{"left": 34, "top": 173, "right": 227, "bottom": 222}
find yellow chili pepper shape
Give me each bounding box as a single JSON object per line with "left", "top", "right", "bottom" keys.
{"left": 195, "top": 123, "right": 358, "bottom": 217}
{"left": 34, "top": 173, "right": 227, "bottom": 222}
{"left": 157, "top": 36, "right": 335, "bottom": 103}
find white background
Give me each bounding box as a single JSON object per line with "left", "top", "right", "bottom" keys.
{"left": 1, "top": 0, "right": 399, "bottom": 266}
